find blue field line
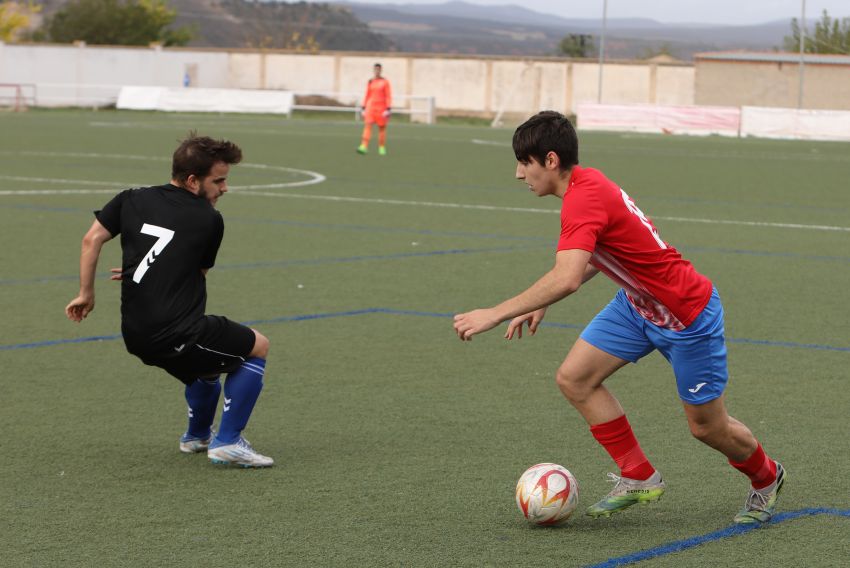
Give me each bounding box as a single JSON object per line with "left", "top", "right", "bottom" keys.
{"left": 226, "top": 216, "right": 552, "bottom": 242}
{"left": 372, "top": 308, "right": 587, "bottom": 330}
{"left": 2, "top": 203, "right": 84, "bottom": 212}
{"left": 584, "top": 508, "right": 850, "bottom": 568}
{"left": 727, "top": 337, "right": 850, "bottom": 352}
{"left": 0, "top": 309, "right": 382, "bottom": 351}
{"left": 372, "top": 308, "right": 455, "bottom": 318}
{"left": 0, "top": 202, "right": 553, "bottom": 242}
{"left": 240, "top": 308, "right": 381, "bottom": 326}
{"left": 216, "top": 244, "right": 547, "bottom": 271}
{"left": 0, "top": 333, "right": 123, "bottom": 351}
{"left": 4, "top": 308, "right": 849, "bottom": 353}
{"left": 4, "top": 204, "right": 850, "bottom": 265}
{"left": 5, "top": 243, "right": 850, "bottom": 288}
{"left": 0, "top": 244, "right": 546, "bottom": 286}
{"left": 642, "top": 194, "right": 849, "bottom": 213}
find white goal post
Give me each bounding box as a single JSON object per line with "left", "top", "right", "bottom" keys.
{"left": 292, "top": 91, "right": 436, "bottom": 124}
{"left": 490, "top": 63, "right": 538, "bottom": 128}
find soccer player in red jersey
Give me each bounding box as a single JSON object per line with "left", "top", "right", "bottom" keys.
{"left": 357, "top": 63, "right": 392, "bottom": 156}
{"left": 453, "top": 111, "right": 784, "bottom": 524}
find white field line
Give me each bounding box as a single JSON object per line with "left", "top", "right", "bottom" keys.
{"left": 237, "top": 191, "right": 850, "bottom": 233}
{"left": 654, "top": 216, "right": 850, "bottom": 232}
{"left": 471, "top": 138, "right": 510, "bottom": 147}
{"left": 4, "top": 187, "right": 848, "bottom": 232}
{"left": 0, "top": 189, "right": 115, "bottom": 195}
{"left": 0, "top": 150, "right": 845, "bottom": 233}
{"left": 238, "top": 190, "right": 557, "bottom": 214}
{"left": 0, "top": 175, "right": 137, "bottom": 186}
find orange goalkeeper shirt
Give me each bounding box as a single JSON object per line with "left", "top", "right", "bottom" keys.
{"left": 362, "top": 77, "right": 392, "bottom": 111}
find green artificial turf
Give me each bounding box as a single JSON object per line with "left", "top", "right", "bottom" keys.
{"left": 0, "top": 109, "right": 848, "bottom": 567}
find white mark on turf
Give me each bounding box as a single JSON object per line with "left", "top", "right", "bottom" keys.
{"left": 471, "top": 138, "right": 510, "bottom": 147}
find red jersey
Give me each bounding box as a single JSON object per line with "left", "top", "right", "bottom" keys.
{"left": 558, "top": 166, "right": 712, "bottom": 330}
{"left": 362, "top": 77, "right": 392, "bottom": 111}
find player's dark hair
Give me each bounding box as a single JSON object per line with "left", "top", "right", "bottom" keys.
{"left": 171, "top": 133, "right": 243, "bottom": 184}
{"left": 374, "top": 62, "right": 382, "bottom": 68}
{"left": 512, "top": 111, "right": 578, "bottom": 171}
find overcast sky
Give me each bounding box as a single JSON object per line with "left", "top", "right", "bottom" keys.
{"left": 334, "top": 0, "right": 849, "bottom": 26}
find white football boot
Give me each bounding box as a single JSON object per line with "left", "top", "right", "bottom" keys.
{"left": 179, "top": 431, "right": 214, "bottom": 454}
{"left": 207, "top": 437, "right": 274, "bottom": 468}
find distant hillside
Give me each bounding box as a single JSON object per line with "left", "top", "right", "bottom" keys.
{"left": 337, "top": 0, "right": 798, "bottom": 59}
{"left": 33, "top": 0, "right": 393, "bottom": 51}
{"left": 31, "top": 0, "right": 811, "bottom": 59}
{"left": 171, "top": 0, "right": 392, "bottom": 51}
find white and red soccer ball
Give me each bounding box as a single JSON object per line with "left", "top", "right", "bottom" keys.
{"left": 515, "top": 463, "right": 579, "bottom": 525}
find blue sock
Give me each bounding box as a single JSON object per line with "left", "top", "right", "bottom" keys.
{"left": 184, "top": 377, "right": 221, "bottom": 439}
{"left": 217, "top": 358, "right": 265, "bottom": 444}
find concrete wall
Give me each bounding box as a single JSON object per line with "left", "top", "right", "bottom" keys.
{"left": 1, "top": 43, "right": 229, "bottom": 87}
{"left": 696, "top": 59, "right": 850, "bottom": 110}
{"left": 0, "top": 42, "right": 695, "bottom": 114}
{"left": 656, "top": 64, "right": 695, "bottom": 106}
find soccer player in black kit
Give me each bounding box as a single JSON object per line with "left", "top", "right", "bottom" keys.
{"left": 65, "top": 134, "right": 273, "bottom": 467}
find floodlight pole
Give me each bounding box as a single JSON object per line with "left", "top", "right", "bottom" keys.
{"left": 797, "top": 0, "right": 806, "bottom": 108}
{"left": 597, "top": 0, "right": 608, "bottom": 103}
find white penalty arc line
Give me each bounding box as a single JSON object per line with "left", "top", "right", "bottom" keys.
{"left": 0, "top": 151, "right": 326, "bottom": 189}
{"left": 0, "top": 170, "right": 325, "bottom": 191}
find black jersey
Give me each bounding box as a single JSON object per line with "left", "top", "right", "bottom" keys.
{"left": 95, "top": 184, "right": 224, "bottom": 356}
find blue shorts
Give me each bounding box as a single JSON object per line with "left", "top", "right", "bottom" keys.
{"left": 579, "top": 287, "right": 728, "bottom": 405}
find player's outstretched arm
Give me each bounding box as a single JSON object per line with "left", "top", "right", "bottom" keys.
{"left": 453, "top": 249, "right": 592, "bottom": 341}
{"left": 65, "top": 220, "right": 113, "bottom": 322}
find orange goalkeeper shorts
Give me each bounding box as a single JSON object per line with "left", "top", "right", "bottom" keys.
{"left": 364, "top": 108, "right": 389, "bottom": 127}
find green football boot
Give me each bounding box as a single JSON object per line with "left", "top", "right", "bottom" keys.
{"left": 734, "top": 462, "right": 785, "bottom": 525}
{"left": 378, "top": 146, "right": 387, "bottom": 156}
{"left": 356, "top": 144, "right": 368, "bottom": 155}
{"left": 586, "top": 471, "right": 666, "bottom": 518}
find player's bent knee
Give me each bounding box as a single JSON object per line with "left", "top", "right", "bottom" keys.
{"left": 249, "top": 330, "right": 270, "bottom": 359}
{"left": 555, "top": 365, "right": 591, "bottom": 403}
{"left": 687, "top": 420, "right": 724, "bottom": 445}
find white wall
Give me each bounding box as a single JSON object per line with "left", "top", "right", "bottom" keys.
{"left": 411, "top": 58, "right": 489, "bottom": 112}
{"left": 0, "top": 42, "right": 696, "bottom": 113}
{"left": 1, "top": 43, "right": 229, "bottom": 87}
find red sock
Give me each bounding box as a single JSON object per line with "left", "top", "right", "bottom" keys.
{"left": 729, "top": 443, "right": 777, "bottom": 489}
{"left": 590, "top": 415, "right": 656, "bottom": 481}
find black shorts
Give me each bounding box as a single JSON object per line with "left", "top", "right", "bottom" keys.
{"left": 138, "top": 316, "right": 256, "bottom": 385}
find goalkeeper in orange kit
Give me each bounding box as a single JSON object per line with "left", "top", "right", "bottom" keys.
{"left": 357, "top": 63, "right": 392, "bottom": 156}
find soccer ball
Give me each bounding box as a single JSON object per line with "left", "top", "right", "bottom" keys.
{"left": 515, "top": 463, "right": 579, "bottom": 526}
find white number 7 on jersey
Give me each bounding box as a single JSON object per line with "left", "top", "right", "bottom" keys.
{"left": 132, "top": 223, "right": 175, "bottom": 283}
